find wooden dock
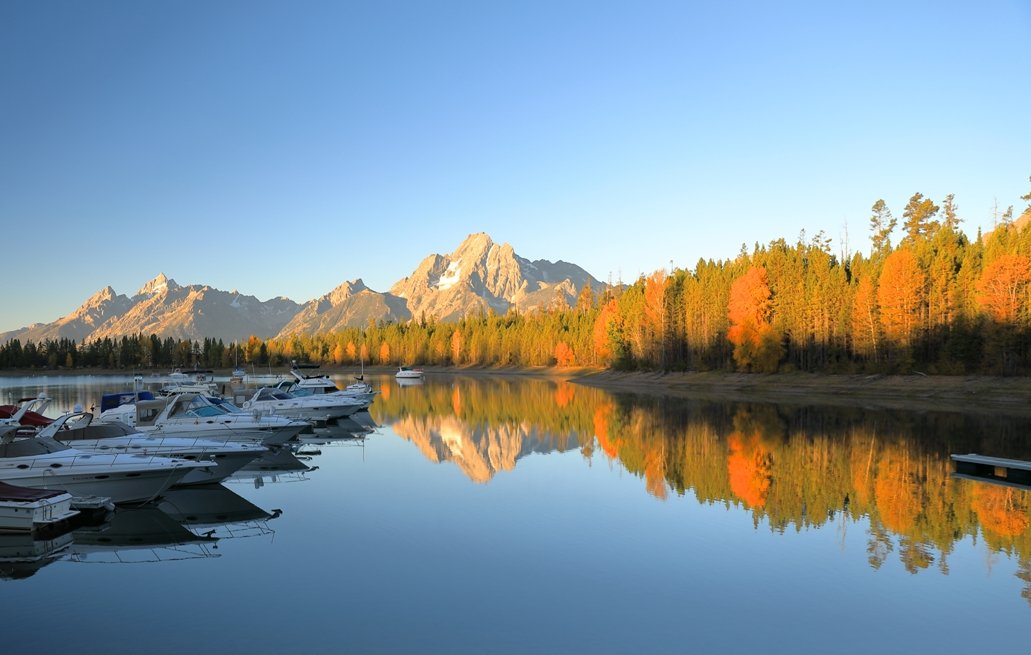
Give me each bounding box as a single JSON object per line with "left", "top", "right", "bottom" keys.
{"left": 951, "top": 453, "right": 1031, "bottom": 489}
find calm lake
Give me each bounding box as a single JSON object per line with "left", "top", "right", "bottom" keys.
{"left": 1, "top": 373, "right": 1029, "bottom": 654}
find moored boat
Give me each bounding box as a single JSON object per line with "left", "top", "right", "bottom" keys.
{"left": 395, "top": 366, "right": 424, "bottom": 379}
{"left": 0, "top": 481, "right": 79, "bottom": 533}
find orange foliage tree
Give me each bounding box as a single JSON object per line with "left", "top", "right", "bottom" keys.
{"left": 554, "top": 341, "right": 575, "bottom": 367}
{"left": 977, "top": 254, "right": 1031, "bottom": 323}
{"left": 450, "top": 329, "right": 462, "bottom": 365}
{"left": 643, "top": 270, "right": 666, "bottom": 366}
{"left": 876, "top": 248, "right": 925, "bottom": 347}
{"left": 592, "top": 298, "right": 618, "bottom": 364}
{"left": 727, "top": 266, "right": 782, "bottom": 372}
{"left": 851, "top": 274, "right": 880, "bottom": 360}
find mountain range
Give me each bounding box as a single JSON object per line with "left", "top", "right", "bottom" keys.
{"left": 1, "top": 233, "right": 604, "bottom": 344}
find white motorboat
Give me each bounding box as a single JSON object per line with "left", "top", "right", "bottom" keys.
{"left": 97, "top": 391, "right": 306, "bottom": 446}
{"left": 0, "top": 480, "right": 79, "bottom": 534}
{"left": 240, "top": 387, "right": 362, "bottom": 422}
{"left": 395, "top": 366, "right": 424, "bottom": 379}
{"left": 38, "top": 412, "right": 268, "bottom": 487}
{"left": 0, "top": 425, "right": 209, "bottom": 505}
{"left": 279, "top": 368, "right": 377, "bottom": 405}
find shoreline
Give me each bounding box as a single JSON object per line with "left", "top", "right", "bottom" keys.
{"left": 572, "top": 370, "right": 1031, "bottom": 416}
{"left": 4, "top": 366, "right": 1031, "bottom": 416}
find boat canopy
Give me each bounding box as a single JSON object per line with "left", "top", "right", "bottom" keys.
{"left": 100, "top": 391, "right": 157, "bottom": 414}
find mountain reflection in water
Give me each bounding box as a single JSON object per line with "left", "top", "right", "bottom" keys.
{"left": 373, "top": 375, "right": 1031, "bottom": 600}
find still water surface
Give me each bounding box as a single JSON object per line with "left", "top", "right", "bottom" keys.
{"left": 1, "top": 373, "right": 1029, "bottom": 654}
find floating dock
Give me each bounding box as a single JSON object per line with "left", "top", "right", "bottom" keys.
{"left": 951, "top": 453, "right": 1031, "bottom": 490}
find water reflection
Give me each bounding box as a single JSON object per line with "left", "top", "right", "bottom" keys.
{"left": 0, "top": 532, "right": 73, "bottom": 580}
{"left": 67, "top": 507, "right": 220, "bottom": 564}
{"left": 225, "top": 447, "right": 314, "bottom": 488}
{"left": 157, "top": 485, "right": 280, "bottom": 540}
{"left": 372, "top": 374, "right": 1031, "bottom": 602}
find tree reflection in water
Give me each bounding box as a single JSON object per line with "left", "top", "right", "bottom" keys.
{"left": 372, "top": 374, "right": 1031, "bottom": 603}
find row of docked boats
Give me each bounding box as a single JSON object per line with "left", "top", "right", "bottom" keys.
{"left": 0, "top": 368, "right": 377, "bottom": 533}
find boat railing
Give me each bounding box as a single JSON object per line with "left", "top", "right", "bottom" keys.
{"left": 64, "top": 543, "right": 221, "bottom": 564}
{"left": 1, "top": 452, "right": 207, "bottom": 471}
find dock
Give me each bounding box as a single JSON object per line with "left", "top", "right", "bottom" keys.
{"left": 951, "top": 453, "right": 1031, "bottom": 490}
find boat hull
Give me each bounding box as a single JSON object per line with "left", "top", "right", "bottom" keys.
{"left": 0, "top": 460, "right": 206, "bottom": 504}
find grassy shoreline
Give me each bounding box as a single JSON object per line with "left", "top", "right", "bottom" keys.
{"left": 4, "top": 366, "right": 1031, "bottom": 416}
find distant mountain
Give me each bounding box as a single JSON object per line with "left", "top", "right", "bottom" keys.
{"left": 276, "top": 279, "right": 411, "bottom": 337}
{"left": 1, "top": 273, "right": 300, "bottom": 344}
{"left": 0, "top": 286, "right": 133, "bottom": 344}
{"left": 2, "top": 234, "right": 605, "bottom": 343}
{"left": 389, "top": 232, "right": 604, "bottom": 322}
{"left": 88, "top": 274, "right": 301, "bottom": 343}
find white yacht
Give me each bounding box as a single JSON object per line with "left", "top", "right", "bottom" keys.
{"left": 96, "top": 391, "right": 306, "bottom": 446}
{"left": 240, "top": 387, "right": 362, "bottom": 422}
{"left": 38, "top": 412, "right": 268, "bottom": 487}
{"left": 0, "top": 424, "right": 209, "bottom": 505}
{"left": 278, "top": 368, "right": 377, "bottom": 405}
{"left": 395, "top": 366, "right": 424, "bottom": 379}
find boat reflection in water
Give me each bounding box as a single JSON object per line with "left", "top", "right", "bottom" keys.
{"left": 225, "top": 447, "right": 314, "bottom": 489}
{"left": 348, "top": 412, "right": 378, "bottom": 431}
{"left": 67, "top": 506, "right": 219, "bottom": 564}
{"left": 157, "top": 485, "right": 281, "bottom": 541}
{"left": 0, "top": 531, "right": 74, "bottom": 580}
{"left": 296, "top": 418, "right": 373, "bottom": 447}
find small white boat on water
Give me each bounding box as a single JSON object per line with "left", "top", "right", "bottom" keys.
{"left": 395, "top": 366, "right": 424, "bottom": 380}
{"left": 0, "top": 480, "right": 79, "bottom": 534}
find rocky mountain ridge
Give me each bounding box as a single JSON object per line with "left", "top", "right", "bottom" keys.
{"left": 1, "top": 234, "right": 604, "bottom": 344}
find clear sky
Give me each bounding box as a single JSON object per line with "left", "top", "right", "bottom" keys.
{"left": 1, "top": 0, "right": 1029, "bottom": 333}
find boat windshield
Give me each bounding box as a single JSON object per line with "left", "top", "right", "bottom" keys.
{"left": 187, "top": 405, "right": 223, "bottom": 418}
{"left": 207, "top": 397, "right": 244, "bottom": 413}
{"left": 0, "top": 436, "right": 71, "bottom": 458}
{"left": 254, "top": 388, "right": 295, "bottom": 402}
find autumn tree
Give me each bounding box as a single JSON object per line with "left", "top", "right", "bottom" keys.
{"left": 642, "top": 270, "right": 667, "bottom": 367}
{"left": 977, "top": 254, "right": 1031, "bottom": 324}
{"left": 592, "top": 298, "right": 618, "bottom": 365}
{"left": 554, "top": 341, "right": 575, "bottom": 367}
{"left": 450, "top": 328, "right": 462, "bottom": 365}
{"left": 851, "top": 273, "right": 880, "bottom": 361}
{"left": 727, "top": 266, "right": 782, "bottom": 372}
{"left": 876, "top": 248, "right": 925, "bottom": 349}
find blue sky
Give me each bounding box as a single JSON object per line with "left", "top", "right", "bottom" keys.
{"left": 1, "top": 0, "right": 1029, "bottom": 333}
